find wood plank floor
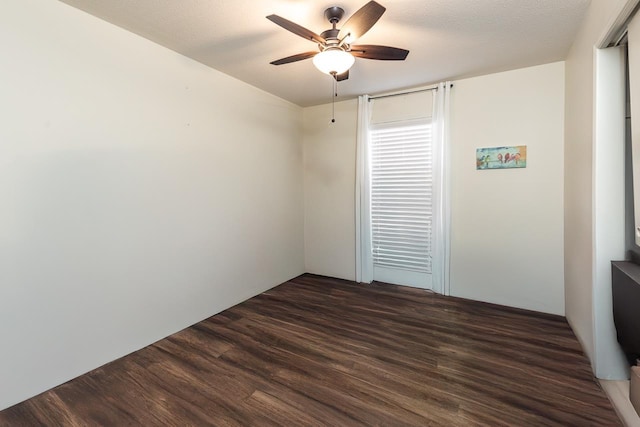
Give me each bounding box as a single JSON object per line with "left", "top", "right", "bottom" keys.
{"left": 0, "top": 274, "right": 621, "bottom": 426}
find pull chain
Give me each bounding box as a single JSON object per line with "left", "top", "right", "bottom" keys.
{"left": 331, "top": 73, "right": 337, "bottom": 123}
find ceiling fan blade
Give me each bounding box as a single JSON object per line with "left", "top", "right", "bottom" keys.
{"left": 350, "top": 45, "right": 409, "bottom": 60}
{"left": 338, "top": 1, "right": 386, "bottom": 43}
{"left": 266, "top": 15, "right": 326, "bottom": 45}
{"left": 270, "top": 51, "right": 318, "bottom": 65}
{"left": 334, "top": 70, "right": 349, "bottom": 81}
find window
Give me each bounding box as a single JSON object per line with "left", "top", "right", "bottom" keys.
{"left": 370, "top": 120, "right": 432, "bottom": 287}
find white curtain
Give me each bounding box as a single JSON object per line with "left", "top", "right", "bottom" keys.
{"left": 355, "top": 95, "right": 373, "bottom": 283}
{"left": 431, "top": 82, "right": 452, "bottom": 295}
{"left": 629, "top": 15, "right": 640, "bottom": 245}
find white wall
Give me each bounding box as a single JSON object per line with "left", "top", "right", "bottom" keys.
{"left": 449, "top": 62, "right": 566, "bottom": 315}
{"left": 303, "top": 63, "right": 566, "bottom": 315}
{"left": 303, "top": 100, "right": 358, "bottom": 280}
{"left": 0, "top": 0, "right": 304, "bottom": 410}
{"left": 564, "top": 0, "right": 626, "bottom": 376}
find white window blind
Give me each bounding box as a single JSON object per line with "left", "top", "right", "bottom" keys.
{"left": 370, "top": 121, "right": 432, "bottom": 274}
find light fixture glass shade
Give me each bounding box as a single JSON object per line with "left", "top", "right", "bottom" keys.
{"left": 313, "top": 49, "right": 355, "bottom": 75}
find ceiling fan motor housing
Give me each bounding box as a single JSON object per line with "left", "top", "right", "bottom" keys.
{"left": 320, "top": 28, "right": 340, "bottom": 41}
{"left": 319, "top": 28, "right": 348, "bottom": 53}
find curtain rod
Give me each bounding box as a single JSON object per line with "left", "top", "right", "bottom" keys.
{"left": 368, "top": 84, "right": 454, "bottom": 101}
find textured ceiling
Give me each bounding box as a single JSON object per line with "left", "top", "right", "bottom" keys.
{"left": 57, "top": 0, "right": 590, "bottom": 107}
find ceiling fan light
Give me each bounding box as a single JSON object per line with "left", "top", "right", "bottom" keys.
{"left": 313, "top": 49, "right": 355, "bottom": 75}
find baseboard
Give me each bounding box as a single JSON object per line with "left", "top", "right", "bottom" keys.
{"left": 600, "top": 379, "right": 640, "bottom": 426}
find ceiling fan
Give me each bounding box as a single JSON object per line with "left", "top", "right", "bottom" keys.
{"left": 266, "top": 1, "right": 409, "bottom": 81}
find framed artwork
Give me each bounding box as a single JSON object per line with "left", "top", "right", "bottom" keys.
{"left": 476, "top": 145, "right": 527, "bottom": 170}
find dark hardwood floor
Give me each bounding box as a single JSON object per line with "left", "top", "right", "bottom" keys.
{"left": 0, "top": 274, "right": 621, "bottom": 426}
